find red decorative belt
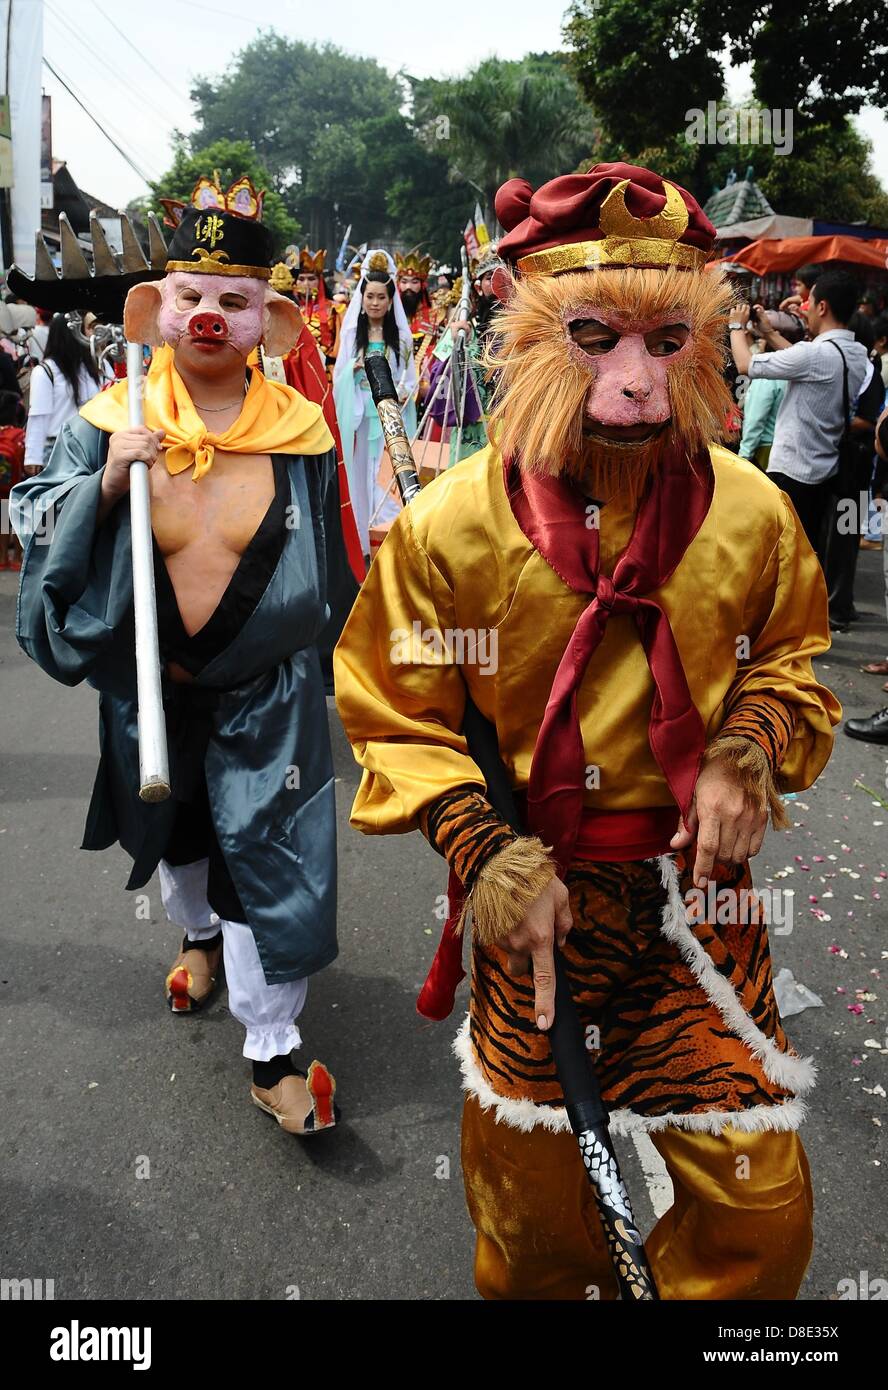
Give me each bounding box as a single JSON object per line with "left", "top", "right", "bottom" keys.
{"left": 573, "top": 805, "right": 677, "bottom": 862}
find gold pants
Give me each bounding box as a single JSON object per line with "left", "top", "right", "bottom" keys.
{"left": 462, "top": 1096, "right": 813, "bottom": 1300}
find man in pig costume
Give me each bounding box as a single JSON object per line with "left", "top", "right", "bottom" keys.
{"left": 335, "top": 164, "right": 841, "bottom": 1295}
{"left": 13, "top": 198, "right": 341, "bottom": 1135}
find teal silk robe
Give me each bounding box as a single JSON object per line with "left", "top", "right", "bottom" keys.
{"left": 11, "top": 417, "right": 338, "bottom": 984}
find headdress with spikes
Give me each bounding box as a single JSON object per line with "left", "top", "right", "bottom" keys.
{"left": 298, "top": 247, "right": 326, "bottom": 276}
{"left": 395, "top": 249, "right": 432, "bottom": 281}
{"left": 470, "top": 243, "right": 503, "bottom": 283}
{"left": 6, "top": 210, "right": 167, "bottom": 320}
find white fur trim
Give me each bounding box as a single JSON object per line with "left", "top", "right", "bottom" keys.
{"left": 653, "top": 855, "right": 816, "bottom": 1095}
{"left": 453, "top": 1015, "right": 809, "bottom": 1136}
{"left": 454, "top": 852, "right": 816, "bottom": 1135}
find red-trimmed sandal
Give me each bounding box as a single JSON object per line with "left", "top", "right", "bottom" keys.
{"left": 250, "top": 1060, "right": 339, "bottom": 1136}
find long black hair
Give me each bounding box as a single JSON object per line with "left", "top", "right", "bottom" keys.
{"left": 355, "top": 272, "right": 402, "bottom": 364}
{"left": 43, "top": 314, "right": 100, "bottom": 404}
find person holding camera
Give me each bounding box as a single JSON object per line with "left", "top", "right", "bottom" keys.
{"left": 729, "top": 270, "right": 869, "bottom": 552}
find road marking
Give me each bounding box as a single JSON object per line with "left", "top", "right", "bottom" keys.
{"left": 631, "top": 1131, "right": 674, "bottom": 1218}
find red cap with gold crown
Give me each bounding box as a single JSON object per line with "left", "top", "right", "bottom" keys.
{"left": 496, "top": 162, "right": 715, "bottom": 276}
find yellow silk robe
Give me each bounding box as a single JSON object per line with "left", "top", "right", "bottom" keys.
{"left": 334, "top": 443, "right": 840, "bottom": 831}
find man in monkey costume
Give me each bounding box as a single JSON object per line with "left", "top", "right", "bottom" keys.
{"left": 335, "top": 163, "right": 840, "bottom": 1297}
{"left": 13, "top": 190, "right": 340, "bottom": 1136}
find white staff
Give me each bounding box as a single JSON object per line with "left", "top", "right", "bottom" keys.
{"left": 126, "top": 341, "right": 170, "bottom": 802}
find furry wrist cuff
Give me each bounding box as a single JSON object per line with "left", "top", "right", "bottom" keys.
{"left": 463, "top": 835, "right": 557, "bottom": 947}
{"left": 704, "top": 734, "right": 789, "bottom": 830}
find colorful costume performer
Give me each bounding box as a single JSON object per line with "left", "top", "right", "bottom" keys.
{"left": 335, "top": 164, "right": 841, "bottom": 1295}
{"left": 13, "top": 190, "right": 342, "bottom": 1136}
{"left": 333, "top": 249, "right": 417, "bottom": 556}
{"left": 396, "top": 249, "right": 437, "bottom": 360}
{"left": 424, "top": 247, "right": 504, "bottom": 464}
{"left": 264, "top": 260, "right": 365, "bottom": 677}
{"left": 287, "top": 245, "right": 342, "bottom": 376}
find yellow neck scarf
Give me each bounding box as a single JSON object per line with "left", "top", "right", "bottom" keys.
{"left": 80, "top": 343, "right": 333, "bottom": 480}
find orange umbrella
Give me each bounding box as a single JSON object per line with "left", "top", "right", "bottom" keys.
{"left": 722, "top": 234, "right": 888, "bottom": 274}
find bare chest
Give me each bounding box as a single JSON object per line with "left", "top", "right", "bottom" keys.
{"left": 150, "top": 450, "right": 275, "bottom": 558}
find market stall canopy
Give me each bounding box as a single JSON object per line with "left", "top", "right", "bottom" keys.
{"left": 725, "top": 234, "right": 888, "bottom": 275}
{"left": 715, "top": 213, "right": 813, "bottom": 242}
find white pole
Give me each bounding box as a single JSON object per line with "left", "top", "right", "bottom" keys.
{"left": 126, "top": 342, "right": 170, "bottom": 802}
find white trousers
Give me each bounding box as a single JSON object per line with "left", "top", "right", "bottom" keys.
{"left": 159, "top": 858, "right": 308, "bottom": 1061}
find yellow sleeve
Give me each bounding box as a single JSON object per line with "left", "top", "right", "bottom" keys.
{"left": 333, "top": 505, "right": 485, "bottom": 834}
{"left": 724, "top": 491, "right": 841, "bottom": 790}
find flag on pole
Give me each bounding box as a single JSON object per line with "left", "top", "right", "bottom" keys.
{"left": 463, "top": 218, "right": 480, "bottom": 258}
{"left": 335, "top": 223, "right": 352, "bottom": 273}
{"left": 474, "top": 202, "right": 490, "bottom": 246}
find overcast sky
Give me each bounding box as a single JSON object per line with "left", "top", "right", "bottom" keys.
{"left": 41, "top": 0, "right": 888, "bottom": 213}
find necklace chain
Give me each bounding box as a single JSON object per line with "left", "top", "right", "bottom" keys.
{"left": 192, "top": 382, "right": 248, "bottom": 412}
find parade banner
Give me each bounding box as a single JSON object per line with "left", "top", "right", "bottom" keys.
{"left": 474, "top": 201, "right": 490, "bottom": 246}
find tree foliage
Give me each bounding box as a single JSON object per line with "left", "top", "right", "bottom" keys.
{"left": 190, "top": 34, "right": 407, "bottom": 253}
{"left": 411, "top": 55, "right": 600, "bottom": 221}
{"left": 567, "top": 0, "right": 888, "bottom": 143}
{"left": 565, "top": 0, "right": 888, "bottom": 224}
{"left": 151, "top": 41, "right": 600, "bottom": 262}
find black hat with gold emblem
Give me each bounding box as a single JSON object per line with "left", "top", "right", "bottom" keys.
{"left": 165, "top": 207, "right": 274, "bottom": 281}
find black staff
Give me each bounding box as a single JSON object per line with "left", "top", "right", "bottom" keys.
{"left": 365, "top": 353, "right": 657, "bottom": 1301}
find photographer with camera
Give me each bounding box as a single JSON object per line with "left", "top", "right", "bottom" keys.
{"left": 730, "top": 269, "right": 869, "bottom": 553}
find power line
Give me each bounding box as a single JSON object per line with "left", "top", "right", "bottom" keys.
{"left": 45, "top": 1, "right": 177, "bottom": 141}
{"left": 44, "top": 50, "right": 161, "bottom": 182}
{"left": 43, "top": 56, "right": 155, "bottom": 188}
{"left": 89, "top": 0, "right": 192, "bottom": 106}
{"left": 179, "top": 0, "right": 259, "bottom": 23}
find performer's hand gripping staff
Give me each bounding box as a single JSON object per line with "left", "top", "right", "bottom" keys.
{"left": 125, "top": 342, "right": 171, "bottom": 803}
{"left": 365, "top": 354, "right": 658, "bottom": 1302}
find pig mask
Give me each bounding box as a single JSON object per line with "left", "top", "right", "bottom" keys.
{"left": 123, "top": 271, "right": 302, "bottom": 361}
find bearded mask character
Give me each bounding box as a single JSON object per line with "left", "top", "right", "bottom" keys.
{"left": 485, "top": 164, "right": 732, "bottom": 495}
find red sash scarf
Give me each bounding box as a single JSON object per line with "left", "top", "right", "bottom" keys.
{"left": 506, "top": 446, "right": 713, "bottom": 873}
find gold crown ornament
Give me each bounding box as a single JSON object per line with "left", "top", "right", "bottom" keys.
{"left": 159, "top": 173, "right": 266, "bottom": 230}
{"left": 298, "top": 247, "right": 326, "bottom": 275}
{"left": 269, "top": 262, "right": 295, "bottom": 294}
{"left": 367, "top": 251, "right": 391, "bottom": 274}
{"left": 470, "top": 245, "right": 502, "bottom": 282}
{"left": 395, "top": 249, "right": 432, "bottom": 280}
{"left": 516, "top": 180, "right": 706, "bottom": 276}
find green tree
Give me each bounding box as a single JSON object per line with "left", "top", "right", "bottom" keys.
{"left": 567, "top": 0, "right": 888, "bottom": 148}
{"left": 698, "top": 0, "right": 888, "bottom": 128}
{"left": 410, "top": 54, "right": 601, "bottom": 225}
{"left": 565, "top": 0, "right": 888, "bottom": 223}
{"left": 565, "top": 0, "right": 725, "bottom": 153}
{"left": 189, "top": 32, "right": 407, "bottom": 250}
{"left": 147, "top": 137, "right": 299, "bottom": 252}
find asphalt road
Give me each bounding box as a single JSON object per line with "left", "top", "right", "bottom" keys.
{"left": 1, "top": 551, "right": 885, "bottom": 1302}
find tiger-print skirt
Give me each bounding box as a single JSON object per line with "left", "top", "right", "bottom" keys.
{"left": 457, "top": 853, "right": 815, "bottom": 1135}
